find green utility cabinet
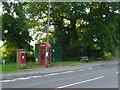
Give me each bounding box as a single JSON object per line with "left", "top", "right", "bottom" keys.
{"left": 35, "top": 44, "right": 39, "bottom": 61}
{"left": 51, "top": 43, "right": 62, "bottom": 62}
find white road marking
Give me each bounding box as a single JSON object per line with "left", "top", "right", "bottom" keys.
{"left": 2, "top": 80, "right": 16, "bottom": 82}
{"left": 33, "top": 76, "right": 42, "bottom": 78}
{"left": 116, "top": 72, "right": 119, "bottom": 74}
{"left": 28, "top": 75, "right": 42, "bottom": 78}
{"left": 1, "top": 72, "right": 60, "bottom": 83}
{"left": 57, "top": 76, "right": 104, "bottom": 88}
{"left": 61, "top": 71, "right": 74, "bottom": 74}
{"left": 1, "top": 75, "right": 42, "bottom": 83}
{"left": 2, "top": 77, "right": 30, "bottom": 82}
{"left": 88, "top": 68, "right": 93, "bottom": 70}
{"left": 44, "top": 73, "right": 59, "bottom": 76}
{"left": 78, "top": 69, "right": 85, "bottom": 71}
{"left": 14, "top": 77, "right": 30, "bottom": 80}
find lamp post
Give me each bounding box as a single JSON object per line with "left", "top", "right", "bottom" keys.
{"left": 46, "top": 0, "right": 50, "bottom": 68}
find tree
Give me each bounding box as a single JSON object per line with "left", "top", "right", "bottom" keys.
{"left": 2, "top": 2, "right": 33, "bottom": 62}
{"left": 27, "top": 2, "right": 120, "bottom": 61}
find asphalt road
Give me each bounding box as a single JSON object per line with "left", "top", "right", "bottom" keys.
{"left": 2, "top": 61, "right": 118, "bottom": 88}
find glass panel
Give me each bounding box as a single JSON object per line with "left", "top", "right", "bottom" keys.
{"left": 40, "top": 48, "right": 45, "bottom": 64}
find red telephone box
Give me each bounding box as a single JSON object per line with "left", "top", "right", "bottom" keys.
{"left": 39, "top": 42, "right": 52, "bottom": 66}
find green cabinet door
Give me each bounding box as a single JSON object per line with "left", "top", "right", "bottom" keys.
{"left": 52, "top": 44, "right": 62, "bottom": 62}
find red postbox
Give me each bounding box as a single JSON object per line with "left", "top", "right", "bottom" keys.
{"left": 16, "top": 49, "right": 26, "bottom": 68}
{"left": 39, "top": 42, "right": 51, "bottom": 66}
{"left": 21, "top": 53, "right": 26, "bottom": 64}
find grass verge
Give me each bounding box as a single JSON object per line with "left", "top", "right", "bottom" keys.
{"left": 1, "top": 61, "right": 85, "bottom": 73}
{"left": 1, "top": 59, "right": 117, "bottom": 73}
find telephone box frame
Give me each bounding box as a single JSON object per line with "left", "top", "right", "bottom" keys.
{"left": 39, "top": 42, "right": 52, "bottom": 66}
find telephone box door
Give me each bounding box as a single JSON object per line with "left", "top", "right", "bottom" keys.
{"left": 39, "top": 45, "right": 46, "bottom": 66}
{"left": 39, "top": 43, "right": 51, "bottom": 66}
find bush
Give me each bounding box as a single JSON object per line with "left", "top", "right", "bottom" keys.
{"left": 2, "top": 46, "right": 17, "bottom": 62}
{"left": 26, "top": 51, "right": 35, "bottom": 62}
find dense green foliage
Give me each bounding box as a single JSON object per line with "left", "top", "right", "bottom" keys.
{"left": 2, "top": 2, "right": 33, "bottom": 62}
{"left": 27, "top": 2, "right": 120, "bottom": 61}
{"left": 2, "top": 2, "right": 120, "bottom": 62}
